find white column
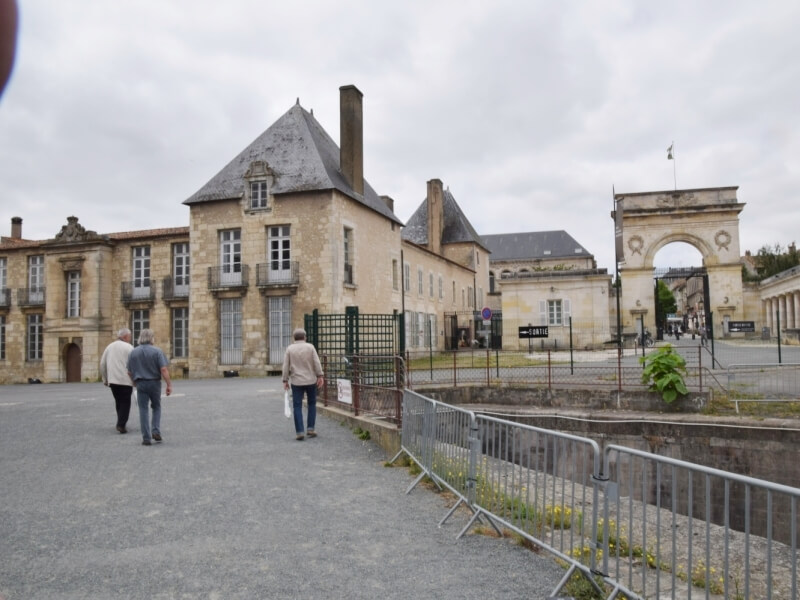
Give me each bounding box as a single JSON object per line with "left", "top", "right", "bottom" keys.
{"left": 789, "top": 292, "right": 797, "bottom": 330}
{"left": 766, "top": 297, "right": 773, "bottom": 332}
{"left": 794, "top": 291, "right": 800, "bottom": 331}
{"left": 780, "top": 294, "right": 788, "bottom": 332}
{"left": 772, "top": 297, "right": 779, "bottom": 333}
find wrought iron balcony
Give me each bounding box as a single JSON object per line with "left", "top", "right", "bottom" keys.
{"left": 256, "top": 261, "right": 299, "bottom": 288}
{"left": 0, "top": 288, "right": 10, "bottom": 308}
{"left": 121, "top": 281, "right": 155, "bottom": 303}
{"left": 17, "top": 287, "right": 46, "bottom": 307}
{"left": 208, "top": 264, "right": 249, "bottom": 291}
{"left": 162, "top": 276, "right": 190, "bottom": 300}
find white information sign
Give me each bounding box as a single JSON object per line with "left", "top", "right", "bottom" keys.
{"left": 337, "top": 378, "right": 352, "bottom": 405}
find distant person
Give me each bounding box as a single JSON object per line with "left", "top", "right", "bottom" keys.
{"left": 127, "top": 329, "right": 172, "bottom": 446}
{"left": 0, "top": 0, "right": 17, "bottom": 98}
{"left": 99, "top": 328, "right": 134, "bottom": 434}
{"left": 282, "top": 328, "right": 324, "bottom": 441}
{"left": 700, "top": 325, "right": 707, "bottom": 346}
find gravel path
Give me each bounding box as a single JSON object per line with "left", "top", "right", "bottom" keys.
{"left": 0, "top": 378, "right": 565, "bottom": 600}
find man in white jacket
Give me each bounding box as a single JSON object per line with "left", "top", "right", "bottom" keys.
{"left": 100, "top": 328, "right": 134, "bottom": 434}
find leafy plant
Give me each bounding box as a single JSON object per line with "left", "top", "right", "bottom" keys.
{"left": 639, "top": 344, "right": 688, "bottom": 403}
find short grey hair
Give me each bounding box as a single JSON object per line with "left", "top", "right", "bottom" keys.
{"left": 293, "top": 328, "right": 306, "bottom": 341}
{"left": 118, "top": 327, "right": 131, "bottom": 339}
{"left": 138, "top": 328, "right": 155, "bottom": 345}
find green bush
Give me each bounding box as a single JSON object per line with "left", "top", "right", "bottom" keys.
{"left": 639, "top": 344, "right": 688, "bottom": 403}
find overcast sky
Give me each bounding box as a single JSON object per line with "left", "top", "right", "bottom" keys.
{"left": 2, "top": 1, "right": 798, "bottom": 273}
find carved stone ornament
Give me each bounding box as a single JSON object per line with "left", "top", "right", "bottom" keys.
{"left": 627, "top": 235, "right": 644, "bottom": 255}
{"left": 59, "top": 256, "right": 85, "bottom": 271}
{"left": 714, "top": 229, "right": 732, "bottom": 251}
{"left": 656, "top": 192, "right": 697, "bottom": 208}
{"left": 54, "top": 216, "right": 99, "bottom": 243}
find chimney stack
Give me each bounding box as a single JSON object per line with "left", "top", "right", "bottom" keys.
{"left": 339, "top": 85, "right": 364, "bottom": 196}
{"left": 380, "top": 195, "right": 394, "bottom": 212}
{"left": 426, "top": 179, "right": 444, "bottom": 255}
{"left": 10, "top": 216, "right": 22, "bottom": 239}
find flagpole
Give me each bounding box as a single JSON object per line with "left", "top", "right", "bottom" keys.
{"left": 668, "top": 141, "right": 677, "bottom": 190}
{"left": 672, "top": 144, "right": 677, "bottom": 190}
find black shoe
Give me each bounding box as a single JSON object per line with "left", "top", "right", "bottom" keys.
{"left": 142, "top": 440, "right": 152, "bottom": 446}
{"left": 116, "top": 426, "right": 127, "bottom": 434}
{"left": 153, "top": 433, "right": 162, "bottom": 442}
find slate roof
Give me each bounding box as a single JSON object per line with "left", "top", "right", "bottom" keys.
{"left": 480, "top": 231, "right": 592, "bottom": 261}
{"left": 183, "top": 102, "right": 402, "bottom": 225}
{"left": 401, "top": 188, "right": 488, "bottom": 251}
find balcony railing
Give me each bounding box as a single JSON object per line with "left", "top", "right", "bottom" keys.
{"left": 208, "top": 264, "right": 249, "bottom": 291}
{"left": 162, "top": 276, "right": 190, "bottom": 300}
{"left": 17, "top": 287, "right": 46, "bottom": 307}
{"left": 121, "top": 281, "right": 155, "bottom": 303}
{"left": 256, "top": 261, "right": 299, "bottom": 287}
{"left": 0, "top": 288, "right": 10, "bottom": 308}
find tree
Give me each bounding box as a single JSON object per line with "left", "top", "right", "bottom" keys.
{"left": 656, "top": 279, "right": 677, "bottom": 319}
{"left": 751, "top": 243, "right": 800, "bottom": 280}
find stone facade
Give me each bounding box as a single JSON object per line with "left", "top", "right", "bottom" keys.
{"left": 0, "top": 220, "right": 190, "bottom": 384}
{"left": 615, "top": 187, "right": 746, "bottom": 334}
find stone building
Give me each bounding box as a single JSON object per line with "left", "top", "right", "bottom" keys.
{"left": 481, "top": 231, "right": 612, "bottom": 350}
{"left": 0, "top": 85, "right": 487, "bottom": 382}
{"left": 401, "top": 180, "right": 490, "bottom": 351}
{"left": 0, "top": 216, "right": 189, "bottom": 384}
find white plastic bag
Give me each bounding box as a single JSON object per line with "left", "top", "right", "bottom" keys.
{"left": 284, "top": 390, "right": 292, "bottom": 418}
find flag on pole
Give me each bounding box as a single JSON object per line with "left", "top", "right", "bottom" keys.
{"left": 667, "top": 143, "right": 674, "bottom": 160}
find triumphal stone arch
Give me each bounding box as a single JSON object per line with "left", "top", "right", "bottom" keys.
{"left": 613, "top": 186, "right": 745, "bottom": 335}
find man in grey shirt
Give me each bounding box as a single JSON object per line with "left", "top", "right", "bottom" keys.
{"left": 127, "top": 329, "right": 172, "bottom": 446}
{"left": 282, "top": 328, "right": 324, "bottom": 441}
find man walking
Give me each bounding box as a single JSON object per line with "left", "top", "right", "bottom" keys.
{"left": 282, "top": 328, "right": 324, "bottom": 441}
{"left": 127, "top": 329, "right": 172, "bottom": 446}
{"left": 99, "top": 327, "right": 134, "bottom": 434}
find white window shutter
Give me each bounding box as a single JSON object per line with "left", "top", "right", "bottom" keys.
{"left": 539, "top": 300, "right": 547, "bottom": 325}
{"left": 564, "top": 298, "right": 572, "bottom": 320}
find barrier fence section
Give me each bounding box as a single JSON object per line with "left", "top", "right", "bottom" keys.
{"left": 392, "top": 389, "right": 800, "bottom": 599}
{"left": 601, "top": 444, "right": 799, "bottom": 600}
{"left": 726, "top": 363, "right": 800, "bottom": 410}
{"left": 321, "top": 355, "right": 405, "bottom": 425}
{"left": 462, "top": 414, "right": 605, "bottom": 597}
{"left": 404, "top": 347, "right": 800, "bottom": 401}
{"left": 390, "top": 390, "right": 477, "bottom": 521}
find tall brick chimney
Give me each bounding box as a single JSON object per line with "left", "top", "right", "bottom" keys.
{"left": 10, "top": 216, "right": 22, "bottom": 239}
{"left": 339, "top": 85, "right": 364, "bottom": 196}
{"left": 426, "top": 179, "right": 444, "bottom": 255}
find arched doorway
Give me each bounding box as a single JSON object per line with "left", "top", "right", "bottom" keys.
{"left": 65, "top": 343, "right": 81, "bottom": 382}
{"left": 614, "top": 186, "right": 745, "bottom": 336}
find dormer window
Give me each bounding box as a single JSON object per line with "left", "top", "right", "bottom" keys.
{"left": 244, "top": 160, "right": 274, "bottom": 211}
{"left": 251, "top": 181, "right": 269, "bottom": 209}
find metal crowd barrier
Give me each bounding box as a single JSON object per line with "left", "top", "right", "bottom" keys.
{"left": 727, "top": 363, "right": 800, "bottom": 410}
{"left": 391, "top": 389, "right": 800, "bottom": 599}
{"left": 601, "top": 445, "right": 799, "bottom": 600}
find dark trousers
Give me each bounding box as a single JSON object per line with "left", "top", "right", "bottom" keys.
{"left": 109, "top": 384, "right": 133, "bottom": 427}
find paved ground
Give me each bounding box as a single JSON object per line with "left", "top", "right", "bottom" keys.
{"left": 0, "top": 378, "right": 566, "bottom": 600}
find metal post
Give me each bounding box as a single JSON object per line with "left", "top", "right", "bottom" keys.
{"left": 777, "top": 307, "right": 782, "bottom": 364}
{"left": 453, "top": 350, "right": 457, "bottom": 388}
{"left": 547, "top": 350, "right": 552, "bottom": 390}
{"left": 569, "top": 316, "right": 574, "bottom": 375}
{"left": 429, "top": 319, "right": 433, "bottom": 380}
{"left": 486, "top": 346, "right": 490, "bottom": 386}
{"left": 322, "top": 355, "right": 329, "bottom": 406}
{"left": 698, "top": 345, "right": 702, "bottom": 393}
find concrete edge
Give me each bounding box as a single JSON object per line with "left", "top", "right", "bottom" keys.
{"left": 318, "top": 404, "right": 401, "bottom": 457}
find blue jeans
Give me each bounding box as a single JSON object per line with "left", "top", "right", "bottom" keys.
{"left": 136, "top": 380, "right": 162, "bottom": 441}
{"left": 291, "top": 383, "right": 317, "bottom": 434}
